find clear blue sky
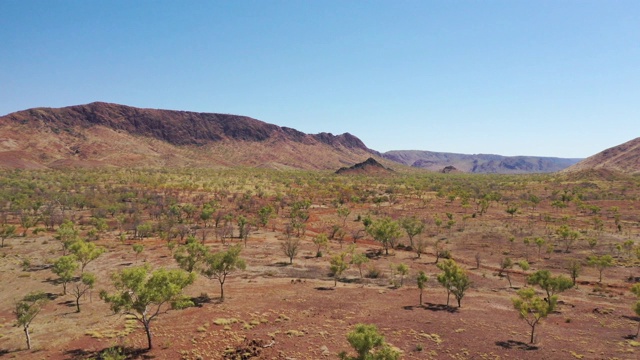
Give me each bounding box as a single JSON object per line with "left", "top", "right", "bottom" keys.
{"left": 1, "top": 1, "right": 638, "bottom": 158}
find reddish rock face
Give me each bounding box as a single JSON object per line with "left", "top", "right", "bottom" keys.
{"left": 0, "top": 102, "right": 378, "bottom": 170}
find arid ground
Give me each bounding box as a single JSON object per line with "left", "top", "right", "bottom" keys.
{"left": 1, "top": 168, "right": 639, "bottom": 360}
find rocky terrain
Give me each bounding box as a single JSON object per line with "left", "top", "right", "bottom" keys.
{"left": 0, "top": 102, "right": 377, "bottom": 170}
{"left": 335, "top": 157, "right": 394, "bottom": 175}
{"left": 564, "top": 137, "right": 640, "bottom": 175}
{"left": 383, "top": 150, "right": 581, "bottom": 174}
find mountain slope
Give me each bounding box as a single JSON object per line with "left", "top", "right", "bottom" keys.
{"left": 0, "top": 102, "right": 376, "bottom": 170}
{"left": 336, "top": 157, "right": 394, "bottom": 175}
{"left": 563, "top": 137, "right": 640, "bottom": 175}
{"left": 383, "top": 150, "right": 581, "bottom": 174}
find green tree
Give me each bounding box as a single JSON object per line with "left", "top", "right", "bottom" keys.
{"left": 527, "top": 270, "right": 573, "bottom": 306}
{"left": 52, "top": 255, "right": 79, "bottom": 295}
{"left": 0, "top": 224, "right": 16, "bottom": 247}
{"left": 257, "top": 205, "right": 274, "bottom": 228}
{"left": 556, "top": 224, "right": 579, "bottom": 253}
{"left": 174, "top": 236, "right": 208, "bottom": 273}
{"left": 534, "top": 237, "right": 546, "bottom": 260}
{"left": 337, "top": 206, "right": 351, "bottom": 227}
{"left": 366, "top": 217, "right": 402, "bottom": 255}
{"left": 512, "top": 287, "right": 555, "bottom": 344}
{"left": 69, "top": 239, "right": 105, "bottom": 272}
{"left": 351, "top": 253, "right": 369, "bottom": 280}
{"left": 566, "top": 259, "right": 582, "bottom": 287}
{"left": 499, "top": 257, "right": 514, "bottom": 287}
{"left": 330, "top": 252, "right": 350, "bottom": 287}
{"left": 71, "top": 272, "right": 96, "bottom": 312}
{"left": 400, "top": 216, "right": 424, "bottom": 248}
{"left": 55, "top": 220, "right": 79, "bottom": 254}
{"left": 237, "top": 215, "right": 249, "bottom": 243}
{"left": 313, "top": 233, "right": 329, "bottom": 257}
{"left": 132, "top": 243, "right": 144, "bottom": 261}
{"left": 14, "top": 291, "right": 49, "bottom": 350}
{"left": 395, "top": 263, "right": 409, "bottom": 287}
{"left": 201, "top": 244, "right": 246, "bottom": 301}
{"left": 437, "top": 259, "right": 471, "bottom": 308}
{"left": 417, "top": 271, "right": 428, "bottom": 306}
{"left": 100, "top": 265, "right": 195, "bottom": 350}
{"left": 339, "top": 323, "right": 401, "bottom": 360}
{"left": 587, "top": 254, "right": 614, "bottom": 282}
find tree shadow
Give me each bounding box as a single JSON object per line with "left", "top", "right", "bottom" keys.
{"left": 270, "top": 262, "right": 290, "bottom": 267}
{"left": 424, "top": 302, "right": 458, "bottom": 313}
{"left": 315, "top": 286, "right": 335, "bottom": 291}
{"left": 495, "top": 340, "right": 538, "bottom": 351}
{"left": 64, "top": 346, "right": 151, "bottom": 359}
{"left": 0, "top": 348, "right": 14, "bottom": 357}
{"left": 58, "top": 299, "right": 75, "bottom": 308}
{"left": 26, "top": 264, "right": 52, "bottom": 272}
{"left": 190, "top": 293, "right": 223, "bottom": 307}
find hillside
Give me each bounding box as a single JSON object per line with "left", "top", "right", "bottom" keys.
{"left": 383, "top": 150, "right": 581, "bottom": 174}
{"left": 0, "top": 102, "right": 377, "bottom": 170}
{"left": 335, "top": 157, "right": 394, "bottom": 175}
{"left": 563, "top": 137, "right": 640, "bottom": 175}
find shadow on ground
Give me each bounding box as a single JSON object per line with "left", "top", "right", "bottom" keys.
{"left": 495, "top": 340, "right": 539, "bottom": 351}
{"left": 64, "top": 346, "right": 151, "bottom": 360}
{"left": 402, "top": 303, "right": 459, "bottom": 313}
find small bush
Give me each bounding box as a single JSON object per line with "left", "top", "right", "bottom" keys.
{"left": 366, "top": 265, "right": 382, "bottom": 279}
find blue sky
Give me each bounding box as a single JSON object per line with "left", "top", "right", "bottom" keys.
{"left": 1, "top": 1, "right": 638, "bottom": 158}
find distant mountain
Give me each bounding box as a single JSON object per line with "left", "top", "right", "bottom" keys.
{"left": 382, "top": 150, "right": 581, "bottom": 174}
{"left": 0, "top": 102, "right": 377, "bottom": 170}
{"left": 563, "top": 137, "right": 640, "bottom": 175}
{"left": 336, "top": 157, "right": 394, "bottom": 175}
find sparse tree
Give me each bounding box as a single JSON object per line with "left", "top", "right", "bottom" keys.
{"left": 338, "top": 323, "right": 401, "bottom": 360}
{"left": 69, "top": 239, "right": 105, "bottom": 272}
{"left": 556, "top": 224, "right": 579, "bottom": 253}
{"left": 400, "top": 216, "right": 424, "bottom": 248}
{"left": 14, "top": 291, "right": 49, "bottom": 350}
{"left": 474, "top": 252, "right": 481, "bottom": 269}
{"left": 52, "top": 255, "right": 78, "bottom": 295}
{"left": 351, "top": 253, "right": 369, "bottom": 280}
{"left": 415, "top": 238, "right": 428, "bottom": 259}
{"left": 499, "top": 257, "right": 514, "bottom": 287}
{"left": 55, "top": 220, "right": 78, "bottom": 254}
{"left": 587, "top": 254, "right": 614, "bottom": 283}
{"left": 71, "top": 272, "right": 96, "bottom": 312}
{"left": 281, "top": 237, "right": 300, "bottom": 265}
{"left": 527, "top": 270, "right": 573, "bottom": 306}
{"left": 512, "top": 287, "right": 555, "bottom": 344}
{"left": 0, "top": 224, "right": 16, "bottom": 247}
{"left": 566, "top": 259, "right": 582, "bottom": 287}
{"left": 437, "top": 259, "right": 471, "bottom": 308}
{"left": 202, "top": 244, "right": 246, "bottom": 301}
{"left": 313, "top": 233, "right": 329, "bottom": 257}
{"left": 100, "top": 265, "right": 195, "bottom": 350}
{"left": 417, "top": 271, "right": 428, "bottom": 306}
{"left": 534, "top": 237, "right": 546, "bottom": 260}
{"left": 132, "top": 244, "right": 144, "bottom": 261}
{"left": 395, "top": 263, "right": 409, "bottom": 287}
{"left": 337, "top": 206, "right": 351, "bottom": 227}
{"left": 174, "top": 236, "right": 208, "bottom": 273}
{"left": 330, "top": 252, "right": 350, "bottom": 287}
{"left": 366, "top": 217, "right": 402, "bottom": 255}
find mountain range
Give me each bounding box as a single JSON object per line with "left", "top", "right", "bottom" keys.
{"left": 0, "top": 102, "right": 637, "bottom": 174}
